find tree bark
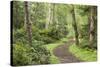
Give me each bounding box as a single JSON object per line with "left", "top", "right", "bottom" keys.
{"left": 71, "top": 6, "right": 79, "bottom": 45}
{"left": 24, "top": 1, "right": 32, "bottom": 46}
{"left": 45, "top": 3, "right": 51, "bottom": 29}
{"left": 89, "top": 7, "right": 95, "bottom": 49}
{"left": 53, "top": 4, "right": 55, "bottom": 23}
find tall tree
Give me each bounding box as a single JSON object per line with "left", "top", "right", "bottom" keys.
{"left": 52, "top": 4, "right": 56, "bottom": 25}
{"left": 24, "top": 1, "right": 32, "bottom": 46}
{"left": 88, "top": 6, "right": 95, "bottom": 49}
{"left": 71, "top": 6, "right": 79, "bottom": 45}
{"left": 45, "top": 3, "right": 51, "bottom": 29}
{"left": 52, "top": 4, "right": 58, "bottom": 29}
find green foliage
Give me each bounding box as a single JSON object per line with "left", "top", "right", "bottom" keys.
{"left": 30, "top": 2, "right": 47, "bottom": 29}
{"left": 31, "top": 26, "right": 67, "bottom": 44}
{"left": 49, "top": 55, "right": 60, "bottom": 64}
{"left": 13, "top": 43, "right": 32, "bottom": 65}
{"left": 31, "top": 27, "right": 56, "bottom": 44}
{"left": 45, "top": 42, "right": 62, "bottom": 64}
{"left": 79, "top": 23, "right": 97, "bottom": 49}
{"left": 47, "top": 27, "right": 67, "bottom": 40}
{"left": 13, "top": 28, "right": 27, "bottom": 44}
{"left": 79, "top": 24, "right": 89, "bottom": 39}
{"left": 80, "top": 39, "right": 89, "bottom": 48}
{"left": 13, "top": 42, "right": 51, "bottom": 66}
{"left": 78, "top": 5, "right": 90, "bottom": 16}
{"left": 69, "top": 44, "right": 97, "bottom": 61}
{"left": 12, "top": 1, "right": 97, "bottom": 65}
{"left": 13, "top": 1, "right": 25, "bottom": 29}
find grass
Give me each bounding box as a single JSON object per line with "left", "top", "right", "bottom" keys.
{"left": 45, "top": 43, "right": 61, "bottom": 64}
{"left": 69, "top": 44, "right": 97, "bottom": 62}
{"left": 45, "top": 38, "right": 68, "bottom": 64}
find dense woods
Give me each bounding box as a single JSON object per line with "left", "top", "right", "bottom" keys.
{"left": 11, "top": 1, "right": 97, "bottom": 66}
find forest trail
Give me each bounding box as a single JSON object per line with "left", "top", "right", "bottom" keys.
{"left": 53, "top": 38, "right": 82, "bottom": 63}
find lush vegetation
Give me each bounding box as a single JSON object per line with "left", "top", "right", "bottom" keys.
{"left": 12, "top": 1, "right": 97, "bottom": 66}
{"left": 69, "top": 44, "right": 97, "bottom": 61}
{"left": 13, "top": 41, "right": 51, "bottom": 65}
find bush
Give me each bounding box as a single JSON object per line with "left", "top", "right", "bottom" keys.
{"left": 80, "top": 39, "right": 89, "bottom": 48}
{"left": 12, "top": 42, "right": 51, "bottom": 66}
{"left": 34, "top": 29, "right": 56, "bottom": 43}
{"left": 13, "top": 28, "right": 27, "bottom": 44}
{"left": 80, "top": 38, "right": 97, "bottom": 50}
{"left": 39, "top": 28, "right": 67, "bottom": 43}
{"left": 47, "top": 27, "right": 67, "bottom": 40}
{"left": 13, "top": 26, "right": 67, "bottom": 45}
{"left": 13, "top": 43, "right": 31, "bottom": 65}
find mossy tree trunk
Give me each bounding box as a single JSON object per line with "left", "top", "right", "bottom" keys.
{"left": 24, "top": 1, "right": 32, "bottom": 46}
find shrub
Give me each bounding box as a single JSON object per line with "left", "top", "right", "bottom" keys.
{"left": 12, "top": 42, "right": 51, "bottom": 66}
{"left": 12, "top": 43, "right": 31, "bottom": 65}
{"left": 13, "top": 26, "right": 67, "bottom": 45}
{"left": 13, "top": 28, "right": 27, "bottom": 44}
{"left": 80, "top": 39, "right": 89, "bottom": 48}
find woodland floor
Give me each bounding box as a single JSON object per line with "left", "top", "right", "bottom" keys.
{"left": 53, "top": 39, "right": 82, "bottom": 63}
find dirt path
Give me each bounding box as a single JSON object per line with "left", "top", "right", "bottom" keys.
{"left": 53, "top": 39, "right": 82, "bottom": 63}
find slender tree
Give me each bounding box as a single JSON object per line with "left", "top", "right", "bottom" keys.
{"left": 52, "top": 4, "right": 56, "bottom": 25}
{"left": 24, "top": 1, "right": 32, "bottom": 46}
{"left": 71, "top": 6, "right": 79, "bottom": 45}
{"left": 52, "top": 4, "right": 58, "bottom": 29}
{"left": 45, "top": 3, "right": 51, "bottom": 29}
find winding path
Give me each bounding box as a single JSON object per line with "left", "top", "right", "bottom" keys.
{"left": 53, "top": 39, "right": 82, "bottom": 63}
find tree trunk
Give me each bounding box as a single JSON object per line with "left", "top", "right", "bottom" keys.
{"left": 45, "top": 3, "right": 51, "bottom": 29}
{"left": 71, "top": 6, "right": 79, "bottom": 45}
{"left": 14, "top": 1, "right": 19, "bottom": 29}
{"left": 53, "top": 4, "right": 56, "bottom": 25}
{"left": 89, "top": 7, "right": 95, "bottom": 49}
{"left": 52, "top": 4, "right": 58, "bottom": 29}
{"left": 24, "top": 1, "right": 32, "bottom": 46}
{"left": 50, "top": 4, "right": 54, "bottom": 26}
